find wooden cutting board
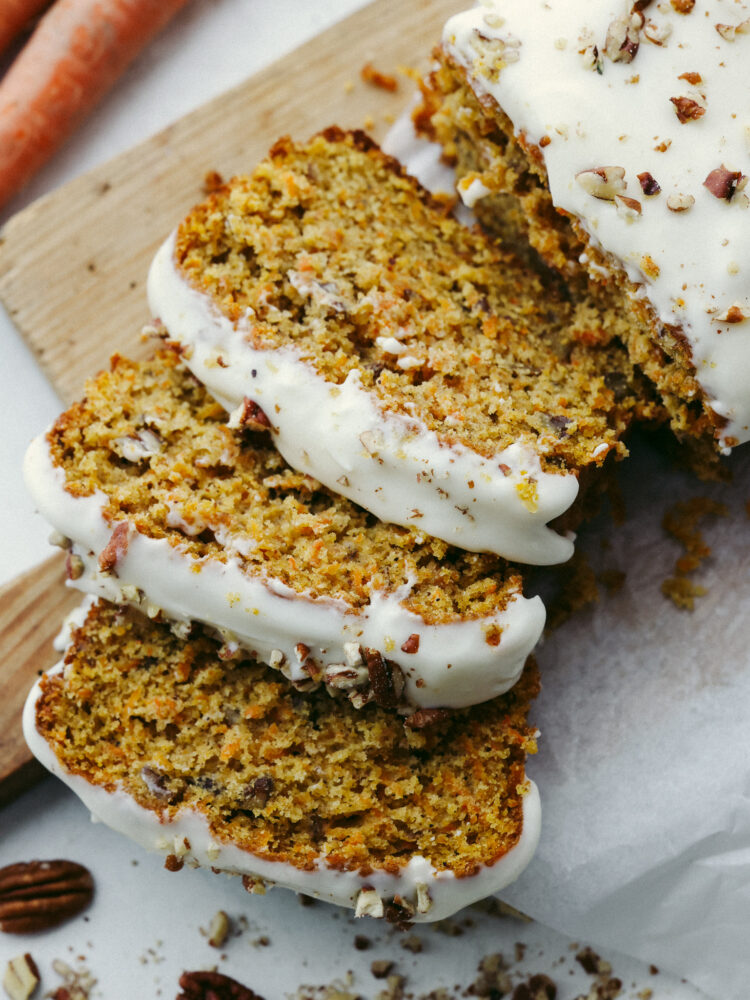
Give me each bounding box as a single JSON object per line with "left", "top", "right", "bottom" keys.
{"left": 0, "top": 0, "right": 463, "bottom": 804}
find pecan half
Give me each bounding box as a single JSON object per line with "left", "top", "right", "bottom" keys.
{"left": 177, "top": 970, "right": 264, "bottom": 1000}
{"left": 0, "top": 860, "right": 94, "bottom": 934}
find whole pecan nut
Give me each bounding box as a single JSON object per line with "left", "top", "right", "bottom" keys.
{"left": 177, "top": 970, "right": 265, "bottom": 1000}
{"left": 0, "top": 860, "right": 94, "bottom": 934}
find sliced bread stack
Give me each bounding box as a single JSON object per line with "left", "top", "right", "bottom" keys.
{"left": 24, "top": 128, "right": 655, "bottom": 921}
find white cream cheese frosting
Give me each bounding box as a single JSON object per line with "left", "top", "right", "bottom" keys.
{"left": 147, "top": 232, "right": 579, "bottom": 565}
{"left": 445, "top": 0, "right": 750, "bottom": 451}
{"left": 24, "top": 433, "right": 545, "bottom": 711}
{"left": 23, "top": 660, "right": 541, "bottom": 923}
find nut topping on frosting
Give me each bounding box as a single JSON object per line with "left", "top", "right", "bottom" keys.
{"left": 637, "top": 171, "right": 661, "bottom": 195}
{"left": 715, "top": 18, "right": 750, "bottom": 42}
{"left": 670, "top": 95, "right": 705, "bottom": 123}
{"left": 605, "top": 12, "right": 641, "bottom": 64}
{"left": 575, "top": 166, "right": 626, "bottom": 200}
{"left": 98, "top": 521, "right": 130, "bottom": 574}
{"left": 703, "top": 165, "right": 747, "bottom": 201}
{"left": 666, "top": 192, "right": 695, "bottom": 212}
{"left": 355, "top": 887, "right": 384, "bottom": 919}
{"left": 400, "top": 633, "right": 420, "bottom": 654}
{"left": 614, "top": 195, "right": 642, "bottom": 221}
{"left": 228, "top": 397, "right": 272, "bottom": 432}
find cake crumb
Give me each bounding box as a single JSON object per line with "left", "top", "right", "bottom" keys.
{"left": 661, "top": 497, "right": 727, "bottom": 609}
{"left": 361, "top": 63, "right": 399, "bottom": 92}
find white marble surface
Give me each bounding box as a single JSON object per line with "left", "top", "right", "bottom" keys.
{"left": 0, "top": 4, "right": 725, "bottom": 998}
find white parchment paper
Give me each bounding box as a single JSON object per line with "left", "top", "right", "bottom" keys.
{"left": 385, "top": 116, "right": 750, "bottom": 1000}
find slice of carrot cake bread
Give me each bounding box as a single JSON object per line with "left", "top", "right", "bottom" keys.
{"left": 25, "top": 347, "right": 545, "bottom": 712}
{"left": 418, "top": 1, "right": 750, "bottom": 454}
{"left": 147, "top": 128, "right": 657, "bottom": 565}
{"left": 25, "top": 599, "right": 541, "bottom": 922}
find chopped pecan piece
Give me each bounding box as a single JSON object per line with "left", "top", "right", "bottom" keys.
{"left": 637, "top": 171, "right": 661, "bottom": 195}
{"left": 363, "top": 649, "right": 403, "bottom": 709}
{"left": 511, "top": 974, "right": 557, "bottom": 1000}
{"left": 575, "top": 166, "right": 626, "bottom": 200}
{"left": 671, "top": 0, "right": 694, "bottom": 11}
{"left": 98, "top": 521, "right": 130, "bottom": 573}
{"left": 715, "top": 18, "right": 750, "bottom": 41}
{"left": 615, "top": 194, "right": 642, "bottom": 220}
{"left": 404, "top": 707, "right": 450, "bottom": 729}
{"left": 177, "top": 970, "right": 264, "bottom": 1000}
{"left": 400, "top": 633, "right": 420, "bottom": 654}
{"left": 65, "top": 552, "right": 84, "bottom": 580}
{"left": 703, "top": 165, "right": 746, "bottom": 201}
{"left": 207, "top": 910, "right": 231, "bottom": 948}
{"left": 716, "top": 305, "right": 746, "bottom": 323}
{"left": 667, "top": 192, "right": 695, "bottom": 212}
{"left": 140, "top": 765, "right": 183, "bottom": 804}
{"left": 384, "top": 896, "right": 414, "bottom": 930}
{"left": 0, "top": 860, "right": 94, "bottom": 933}
{"left": 605, "top": 13, "right": 640, "bottom": 63}
{"left": 670, "top": 96, "right": 705, "bottom": 122}
{"left": 164, "top": 854, "right": 184, "bottom": 872}
{"left": 232, "top": 398, "right": 272, "bottom": 432}
{"left": 244, "top": 775, "right": 274, "bottom": 807}
{"left": 678, "top": 71, "right": 702, "bottom": 84}
{"left": 3, "top": 954, "right": 39, "bottom": 1000}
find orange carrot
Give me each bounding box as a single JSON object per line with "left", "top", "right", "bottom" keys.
{"left": 0, "top": 0, "right": 51, "bottom": 57}
{"left": 0, "top": 0, "right": 190, "bottom": 208}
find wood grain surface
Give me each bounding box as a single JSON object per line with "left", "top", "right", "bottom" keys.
{"left": 0, "top": 555, "right": 80, "bottom": 806}
{"left": 0, "top": 0, "right": 462, "bottom": 803}
{"left": 0, "top": 0, "right": 460, "bottom": 404}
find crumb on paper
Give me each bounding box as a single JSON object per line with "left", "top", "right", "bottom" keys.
{"left": 661, "top": 497, "right": 728, "bottom": 610}
{"left": 45, "top": 958, "right": 97, "bottom": 1000}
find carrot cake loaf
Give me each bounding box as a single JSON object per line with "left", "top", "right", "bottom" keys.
{"left": 418, "top": 0, "right": 750, "bottom": 453}
{"left": 24, "top": 347, "right": 546, "bottom": 712}
{"left": 147, "top": 127, "right": 656, "bottom": 565}
{"left": 24, "top": 599, "right": 541, "bottom": 922}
